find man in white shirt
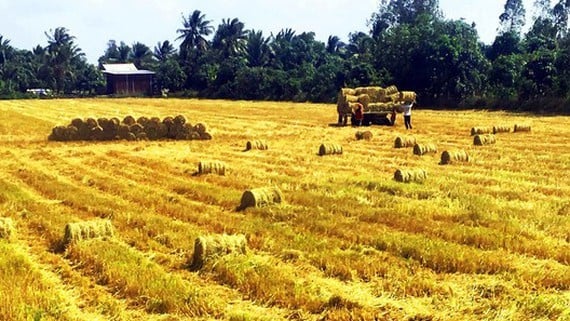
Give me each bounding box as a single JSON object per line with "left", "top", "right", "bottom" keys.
{"left": 401, "top": 100, "right": 414, "bottom": 129}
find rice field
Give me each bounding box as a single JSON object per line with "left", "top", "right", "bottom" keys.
{"left": 0, "top": 98, "right": 569, "bottom": 321}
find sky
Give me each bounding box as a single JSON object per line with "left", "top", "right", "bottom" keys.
{"left": 0, "top": 0, "right": 544, "bottom": 64}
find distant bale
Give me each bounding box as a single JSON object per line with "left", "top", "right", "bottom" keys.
{"left": 239, "top": 187, "right": 284, "bottom": 210}
{"left": 394, "top": 169, "right": 428, "bottom": 183}
{"left": 413, "top": 143, "right": 437, "bottom": 156}
{"left": 246, "top": 140, "right": 268, "bottom": 151}
{"left": 471, "top": 127, "right": 492, "bottom": 136}
{"left": 71, "top": 118, "right": 84, "bottom": 129}
{"left": 48, "top": 126, "right": 68, "bottom": 141}
{"left": 198, "top": 161, "right": 227, "bottom": 175}
{"left": 441, "top": 150, "right": 470, "bottom": 165}
{"left": 63, "top": 219, "right": 114, "bottom": 246}
{"left": 319, "top": 143, "right": 343, "bottom": 156}
{"left": 174, "top": 115, "right": 187, "bottom": 125}
{"left": 355, "top": 131, "right": 373, "bottom": 141}
{"left": 474, "top": 134, "right": 496, "bottom": 146}
{"left": 514, "top": 124, "right": 531, "bottom": 133}
{"left": 0, "top": 217, "right": 15, "bottom": 240}
{"left": 123, "top": 115, "right": 136, "bottom": 126}
{"left": 493, "top": 126, "right": 511, "bottom": 134}
{"left": 190, "top": 234, "right": 247, "bottom": 269}
{"left": 394, "top": 136, "right": 417, "bottom": 148}
{"left": 193, "top": 123, "right": 207, "bottom": 135}
{"left": 66, "top": 125, "right": 79, "bottom": 141}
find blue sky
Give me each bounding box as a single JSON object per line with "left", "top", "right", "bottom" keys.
{"left": 0, "top": 0, "right": 542, "bottom": 64}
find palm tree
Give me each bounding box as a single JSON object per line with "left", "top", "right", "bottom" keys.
{"left": 245, "top": 30, "right": 272, "bottom": 67}
{"left": 154, "top": 40, "right": 176, "bottom": 62}
{"left": 130, "top": 42, "right": 152, "bottom": 69}
{"left": 44, "top": 27, "right": 84, "bottom": 93}
{"left": 326, "top": 35, "right": 346, "bottom": 55}
{"left": 212, "top": 18, "right": 247, "bottom": 59}
{"left": 117, "top": 42, "right": 131, "bottom": 63}
{"left": 176, "top": 10, "right": 214, "bottom": 55}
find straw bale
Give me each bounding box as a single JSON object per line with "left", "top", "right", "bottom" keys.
{"left": 399, "top": 91, "right": 417, "bottom": 102}
{"left": 441, "top": 150, "right": 470, "bottom": 165}
{"left": 117, "top": 124, "right": 130, "bottom": 140}
{"left": 493, "top": 126, "right": 512, "bottom": 134}
{"left": 198, "top": 161, "right": 227, "bottom": 175}
{"left": 90, "top": 126, "right": 104, "bottom": 141}
{"left": 514, "top": 124, "right": 531, "bottom": 132}
{"left": 63, "top": 219, "right": 114, "bottom": 245}
{"left": 474, "top": 134, "right": 496, "bottom": 146}
{"left": 319, "top": 143, "right": 343, "bottom": 156}
{"left": 71, "top": 118, "right": 84, "bottom": 129}
{"left": 123, "top": 115, "right": 136, "bottom": 126}
{"left": 200, "top": 132, "right": 213, "bottom": 140}
{"left": 357, "top": 94, "right": 371, "bottom": 108}
{"left": 388, "top": 93, "right": 402, "bottom": 103}
{"left": 66, "top": 125, "right": 79, "bottom": 141}
{"left": 470, "top": 127, "right": 492, "bottom": 136}
{"left": 190, "top": 234, "right": 247, "bottom": 269}
{"left": 193, "top": 123, "right": 207, "bottom": 135}
{"left": 48, "top": 126, "right": 67, "bottom": 141}
{"left": 355, "top": 87, "right": 387, "bottom": 101}
{"left": 394, "top": 168, "right": 428, "bottom": 183}
{"left": 344, "top": 95, "right": 360, "bottom": 103}
{"left": 85, "top": 118, "right": 98, "bottom": 129}
{"left": 129, "top": 123, "right": 144, "bottom": 135}
{"left": 97, "top": 117, "right": 109, "bottom": 128}
{"left": 340, "top": 88, "right": 356, "bottom": 96}
{"left": 385, "top": 85, "right": 399, "bottom": 96}
{"left": 174, "top": 115, "right": 187, "bottom": 125}
{"left": 191, "top": 132, "right": 201, "bottom": 140}
{"left": 143, "top": 119, "right": 162, "bottom": 140}
{"left": 394, "top": 136, "right": 417, "bottom": 148}
{"left": 246, "top": 140, "right": 268, "bottom": 151}
{"left": 0, "top": 218, "right": 14, "bottom": 240}
{"left": 126, "top": 132, "right": 137, "bottom": 141}
{"left": 355, "top": 131, "right": 373, "bottom": 141}
{"left": 136, "top": 132, "right": 148, "bottom": 141}
{"left": 136, "top": 116, "right": 150, "bottom": 127}
{"left": 413, "top": 143, "right": 437, "bottom": 156}
{"left": 368, "top": 103, "right": 394, "bottom": 112}
{"left": 239, "top": 187, "right": 283, "bottom": 210}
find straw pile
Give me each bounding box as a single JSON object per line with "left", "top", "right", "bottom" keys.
{"left": 493, "top": 126, "right": 512, "bottom": 134}
{"left": 474, "top": 134, "right": 497, "bottom": 146}
{"left": 355, "top": 131, "right": 373, "bottom": 141}
{"left": 190, "top": 234, "right": 247, "bottom": 269}
{"left": 470, "top": 127, "right": 492, "bottom": 136}
{"left": 0, "top": 218, "right": 14, "bottom": 240}
{"left": 413, "top": 143, "right": 437, "bottom": 156}
{"left": 394, "top": 136, "right": 417, "bottom": 148}
{"left": 319, "top": 143, "right": 343, "bottom": 156}
{"left": 441, "top": 150, "right": 470, "bottom": 165}
{"left": 63, "top": 219, "right": 114, "bottom": 245}
{"left": 394, "top": 169, "right": 428, "bottom": 183}
{"left": 246, "top": 140, "right": 268, "bottom": 151}
{"left": 198, "top": 161, "right": 227, "bottom": 175}
{"left": 239, "top": 187, "right": 284, "bottom": 210}
{"left": 337, "top": 85, "right": 406, "bottom": 114}
{"left": 514, "top": 124, "right": 531, "bottom": 132}
{"left": 49, "top": 115, "right": 212, "bottom": 142}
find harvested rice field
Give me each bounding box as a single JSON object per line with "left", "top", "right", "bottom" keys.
{"left": 0, "top": 98, "right": 569, "bottom": 321}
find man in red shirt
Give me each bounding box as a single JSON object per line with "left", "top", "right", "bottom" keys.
{"left": 354, "top": 103, "right": 364, "bottom": 126}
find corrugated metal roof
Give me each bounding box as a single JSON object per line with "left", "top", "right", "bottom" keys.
{"left": 102, "top": 63, "right": 155, "bottom": 75}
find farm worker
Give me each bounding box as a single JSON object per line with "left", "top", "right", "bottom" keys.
{"left": 338, "top": 110, "right": 349, "bottom": 126}
{"left": 353, "top": 103, "right": 364, "bottom": 126}
{"left": 390, "top": 108, "right": 397, "bottom": 126}
{"left": 401, "top": 100, "right": 414, "bottom": 130}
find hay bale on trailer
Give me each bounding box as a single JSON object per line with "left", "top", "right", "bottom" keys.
{"left": 0, "top": 218, "right": 15, "bottom": 240}
{"left": 413, "top": 143, "right": 437, "bottom": 156}
{"left": 493, "top": 126, "right": 511, "bottom": 134}
{"left": 198, "top": 161, "right": 227, "bottom": 175}
{"left": 385, "top": 85, "right": 399, "bottom": 96}
{"left": 471, "top": 127, "right": 492, "bottom": 136}
{"left": 355, "top": 131, "right": 373, "bottom": 141}
{"left": 357, "top": 94, "right": 371, "bottom": 109}
{"left": 355, "top": 87, "right": 387, "bottom": 102}
{"left": 246, "top": 140, "right": 268, "bottom": 151}
{"left": 239, "top": 187, "right": 284, "bottom": 210}
{"left": 319, "top": 143, "right": 343, "bottom": 156}
{"left": 394, "top": 169, "right": 428, "bottom": 183}
{"left": 190, "top": 234, "right": 247, "bottom": 269}
{"left": 474, "top": 134, "right": 496, "bottom": 146}
{"left": 399, "top": 91, "right": 417, "bottom": 102}
{"left": 441, "top": 150, "right": 470, "bottom": 165}
{"left": 340, "top": 88, "right": 356, "bottom": 96}
{"left": 368, "top": 102, "right": 395, "bottom": 113}
{"left": 514, "top": 124, "right": 531, "bottom": 132}
{"left": 63, "top": 219, "right": 114, "bottom": 246}
{"left": 394, "top": 136, "right": 417, "bottom": 148}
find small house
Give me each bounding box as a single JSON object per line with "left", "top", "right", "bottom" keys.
{"left": 102, "top": 63, "right": 155, "bottom": 96}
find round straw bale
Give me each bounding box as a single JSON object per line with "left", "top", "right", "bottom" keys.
{"left": 191, "top": 132, "right": 201, "bottom": 140}
{"left": 193, "top": 123, "right": 207, "bottom": 135}
{"left": 200, "top": 132, "right": 213, "bottom": 140}
{"left": 355, "top": 131, "right": 373, "bottom": 141}
{"left": 198, "top": 161, "right": 227, "bottom": 175}
{"left": 126, "top": 132, "right": 137, "bottom": 141}
{"left": 394, "top": 136, "right": 417, "bottom": 148}
{"left": 63, "top": 219, "right": 114, "bottom": 246}
{"left": 117, "top": 124, "right": 130, "bottom": 140}
{"left": 97, "top": 117, "right": 109, "bottom": 128}
{"left": 441, "top": 150, "right": 470, "bottom": 165}
{"left": 71, "top": 118, "right": 84, "bottom": 129}
{"left": 474, "top": 134, "right": 496, "bottom": 146}
{"left": 174, "top": 114, "right": 186, "bottom": 125}
{"left": 319, "top": 143, "right": 343, "bottom": 156}
{"left": 413, "top": 143, "right": 437, "bottom": 155}
{"left": 85, "top": 118, "right": 98, "bottom": 129}
{"left": 136, "top": 132, "right": 148, "bottom": 141}
{"left": 143, "top": 119, "right": 161, "bottom": 140}
{"left": 357, "top": 94, "right": 371, "bottom": 108}
{"left": 514, "top": 124, "right": 531, "bottom": 132}
{"left": 239, "top": 187, "right": 283, "bottom": 210}
{"left": 123, "top": 115, "right": 136, "bottom": 126}
{"left": 174, "top": 124, "right": 193, "bottom": 140}
{"left": 492, "top": 126, "right": 511, "bottom": 134}
{"left": 344, "top": 94, "right": 359, "bottom": 104}
{"left": 48, "top": 126, "right": 67, "bottom": 141}
{"left": 385, "top": 85, "right": 399, "bottom": 96}
{"left": 129, "top": 123, "right": 144, "bottom": 135}
{"left": 190, "top": 234, "right": 247, "bottom": 269}
{"left": 246, "top": 140, "right": 268, "bottom": 151}
{"left": 136, "top": 116, "right": 149, "bottom": 127}
{"left": 90, "top": 126, "right": 104, "bottom": 141}
{"left": 66, "top": 125, "right": 79, "bottom": 141}
{"left": 470, "top": 127, "right": 492, "bottom": 136}
{"left": 394, "top": 168, "right": 428, "bottom": 183}
{"left": 0, "top": 217, "right": 15, "bottom": 240}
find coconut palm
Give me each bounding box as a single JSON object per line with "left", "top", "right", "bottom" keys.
{"left": 212, "top": 18, "right": 247, "bottom": 59}
{"left": 154, "top": 40, "right": 176, "bottom": 62}
{"left": 326, "top": 35, "right": 346, "bottom": 55}
{"left": 176, "top": 10, "right": 214, "bottom": 55}
{"left": 245, "top": 30, "right": 272, "bottom": 67}
{"left": 44, "top": 27, "right": 84, "bottom": 93}
{"left": 130, "top": 42, "right": 152, "bottom": 69}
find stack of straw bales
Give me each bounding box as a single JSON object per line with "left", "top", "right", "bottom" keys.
{"left": 319, "top": 143, "right": 343, "bottom": 156}
{"left": 470, "top": 127, "right": 492, "bottom": 136}
{"left": 337, "top": 85, "right": 416, "bottom": 114}
{"left": 355, "top": 131, "right": 373, "bottom": 141}
{"left": 413, "top": 143, "right": 437, "bottom": 156}
{"left": 514, "top": 124, "right": 532, "bottom": 132}
{"left": 239, "top": 187, "right": 283, "bottom": 210}
{"left": 63, "top": 219, "right": 114, "bottom": 246}
{"left": 493, "top": 126, "right": 511, "bottom": 134}
{"left": 394, "top": 136, "right": 417, "bottom": 148}
{"left": 0, "top": 218, "right": 14, "bottom": 240}
{"left": 474, "top": 134, "right": 497, "bottom": 146}
{"left": 190, "top": 234, "right": 247, "bottom": 269}
{"left": 394, "top": 169, "right": 428, "bottom": 183}
{"left": 198, "top": 161, "right": 227, "bottom": 175}
{"left": 49, "top": 115, "right": 212, "bottom": 142}
{"left": 441, "top": 150, "right": 470, "bottom": 165}
{"left": 246, "top": 140, "right": 268, "bottom": 151}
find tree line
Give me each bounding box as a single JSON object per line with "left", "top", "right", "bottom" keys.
{"left": 1, "top": 0, "right": 570, "bottom": 112}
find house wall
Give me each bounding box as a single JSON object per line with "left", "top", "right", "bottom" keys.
{"left": 105, "top": 74, "right": 154, "bottom": 96}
